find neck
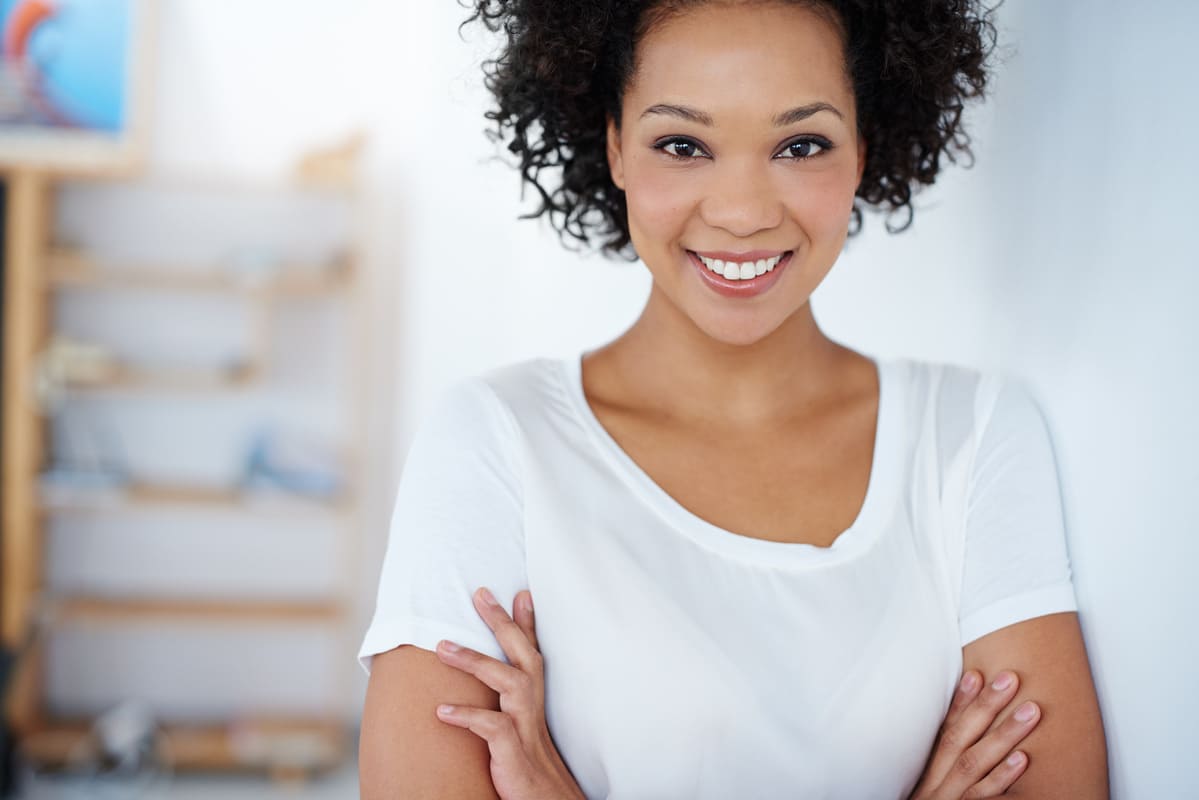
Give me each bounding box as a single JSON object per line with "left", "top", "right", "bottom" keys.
{"left": 592, "top": 282, "right": 847, "bottom": 428}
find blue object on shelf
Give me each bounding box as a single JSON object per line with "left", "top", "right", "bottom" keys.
{"left": 241, "top": 428, "right": 343, "bottom": 499}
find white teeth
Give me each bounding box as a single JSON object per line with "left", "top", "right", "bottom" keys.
{"left": 695, "top": 252, "right": 785, "bottom": 281}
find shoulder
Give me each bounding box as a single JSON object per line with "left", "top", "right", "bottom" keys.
{"left": 423, "top": 357, "right": 561, "bottom": 432}
{"left": 475, "top": 355, "right": 572, "bottom": 419}
{"left": 890, "top": 354, "right": 992, "bottom": 397}
{"left": 891, "top": 355, "right": 1042, "bottom": 439}
{"left": 394, "top": 360, "right": 567, "bottom": 520}
{"left": 412, "top": 355, "right": 574, "bottom": 462}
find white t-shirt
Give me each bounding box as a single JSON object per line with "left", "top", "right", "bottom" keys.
{"left": 358, "top": 352, "right": 1078, "bottom": 800}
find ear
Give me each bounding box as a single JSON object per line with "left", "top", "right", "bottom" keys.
{"left": 606, "top": 116, "right": 626, "bottom": 191}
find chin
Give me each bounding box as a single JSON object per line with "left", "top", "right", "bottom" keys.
{"left": 693, "top": 313, "right": 786, "bottom": 348}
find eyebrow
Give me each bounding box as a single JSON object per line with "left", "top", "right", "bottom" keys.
{"left": 639, "top": 102, "right": 844, "bottom": 126}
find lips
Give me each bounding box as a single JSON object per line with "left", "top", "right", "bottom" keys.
{"left": 686, "top": 249, "right": 793, "bottom": 299}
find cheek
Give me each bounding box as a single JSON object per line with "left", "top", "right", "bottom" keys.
{"left": 623, "top": 157, "right": 694, "bottom": 243}
{"left": 784, "top": 167, "right": 858, "bottom": 238}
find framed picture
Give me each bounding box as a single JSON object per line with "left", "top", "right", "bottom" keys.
{"left": 0, "top": 0, "right": 154, "bottom": 174}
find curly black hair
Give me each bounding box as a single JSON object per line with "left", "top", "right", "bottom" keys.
{"left": 462, "top": 0, "right": 1000, "bottom": 260}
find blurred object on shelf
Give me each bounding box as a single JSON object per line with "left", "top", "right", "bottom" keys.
{"left": 38, "top": 397, "right": 130, "bottom": 508}
{"left": 17, "top": 698, "right": 174, "bottom": 799}
{"left": 241, "top": 428, "right": 346, "bottom": 500}
{"left": 36, "top": 335, "right": 260, "bottom": 397}
{"left": 72, "top": 699, "right": 174, "bottom": 793}
{"left": 292, "top": 132, "right": 364, "bottom": 188}
{"left": 35, "top": 335, "right": 119, "bottom": 410}
{"left": 228, "top": 718, "right": 342, "bottom": 771}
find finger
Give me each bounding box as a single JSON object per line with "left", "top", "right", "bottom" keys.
{"left": 513, "top": 590, "right": 539, "bottom": 651}
{"left": 906, "top": 672, "right": 985, "bottom": 800}
{"left": 435, "top": 703, "right": 530, "bottom": 768}
{"left": 943, "top": 670, "right": 983, "bottom": 725}
{"left": 473, "top": 587, "right": 542, "bottom": 674}
{"left": 436, "top": 639, "right": 535, "bottom": 702}
{"left": 942, "top": 700, "right": 1041, "bottom": 799}
{"left": 962, "top": 750, "right": 1029, "bottom": 800}
{"left": 944, "top": 705, "right": 1040, "bottom": 796}
{"left": 923, "top": 670, "right": 1023, "bottom": 790}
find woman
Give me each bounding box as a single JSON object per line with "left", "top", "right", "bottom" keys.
{"left": 358, "top": 1, "right": 1109, "bottom": 797}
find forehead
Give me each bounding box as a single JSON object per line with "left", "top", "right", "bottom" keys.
{"left": 627, "top": 2, "right": 852, "bottom": 118}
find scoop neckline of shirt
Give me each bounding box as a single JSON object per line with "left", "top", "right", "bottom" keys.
{"left": 559, "top": 349, "right": 903, "bottom": 567}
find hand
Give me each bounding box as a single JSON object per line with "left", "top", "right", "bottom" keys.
{"left": 434, "top": 587, "right": 586, "bottom": 800}
{"left": 908, "top": 669, "right": 1041, "bottom": 800}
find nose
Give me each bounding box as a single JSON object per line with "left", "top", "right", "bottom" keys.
{"left": 698, "top": 159, "right": 785, "bottom": 237}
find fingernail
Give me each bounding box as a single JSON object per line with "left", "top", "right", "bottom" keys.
{"left": 522, "top": 593, "right": 534, "bottom": 614}
{"left": 1006, "top": 751, "right": 1025, "bottom": 767}
{"left": 437, "top": 704, "right": 455, "bottom": 716}
{"left": 1014, "top": 701, "right": 1037, "bottom": 722}
{"left": 992, "top": 672, "right": 1014, "bottom": 691}
{"left": 960, "top": 672, "right": 978, "bottom": 693}
{"left": 479, "top": 587, "right": 499, "bottom": 607}
{"left": 438, "top": 639, "right": 461, "bottom": 653}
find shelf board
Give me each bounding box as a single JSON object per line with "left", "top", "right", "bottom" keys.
{"left": 20, "top": 716, "right": 348, "bottom": 773}
{"left": 62, "top": 361, "right": 262, "bottom": 391}
{"left": 66, "top": 169, "right": 359, "bottom": 195}
{"left": 39, "top": 481, "right": 351, "bottom": 515}
{"left": 49, "top": 595, "right": 345, "bottom": 624}
{"left": 45, "top": 249, "right": 352, "bottom": 296}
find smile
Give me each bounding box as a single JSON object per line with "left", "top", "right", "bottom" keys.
{"left": 694, "top": 252, "right": 785, "bottom": 281}
{"left": 686, "top": 249, "right": 794, "bottom": 299}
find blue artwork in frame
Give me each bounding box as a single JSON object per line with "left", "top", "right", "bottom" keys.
{"left": 0, "top": 0, "right": 151, "bottom": 171}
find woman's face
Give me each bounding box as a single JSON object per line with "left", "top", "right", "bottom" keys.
{"left": 607, "top": 1, "right": 865, "bottom": 346}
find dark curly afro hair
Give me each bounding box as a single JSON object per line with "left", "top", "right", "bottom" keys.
{"left": 462, "top": 0, "right": 1000, "bottom": 260}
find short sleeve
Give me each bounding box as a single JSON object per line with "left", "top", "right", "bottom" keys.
{"left": 357, "top": 377, "right": 527, "bottom": 675}
{"left": 958, "top": 377, "right": 1079, "bottom": 645}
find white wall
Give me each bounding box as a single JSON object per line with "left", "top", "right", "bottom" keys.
{"left": 994, "top": 4, "right": 1197, "bottom": 795}
{"left": 70, "top": 0, "right": 1194, "bottom": 794}
{"left": 815, "top": 2, "right": 1198, "bottom": 796}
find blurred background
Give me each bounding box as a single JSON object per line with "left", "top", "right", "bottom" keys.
{"left": 0, "top": 0, "right": 1193, "bottom": 798}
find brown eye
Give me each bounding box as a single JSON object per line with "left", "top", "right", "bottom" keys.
{"left": 653, "top": 137, "right": 710, "bottom": 160}
{"left": 776, "top": 137, "right": 830, "bottom": 159}
{"left": 668, "top": 141, "right": 696, "bottom": 157}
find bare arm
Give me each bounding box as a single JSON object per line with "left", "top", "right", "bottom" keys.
{"left": 359, "top": 644, "right": 501, "bottom": 799}
{"left": 961, "top": 612, "right": 1109, "bottom": 798}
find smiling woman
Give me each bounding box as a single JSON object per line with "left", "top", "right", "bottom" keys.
{"left": 357, "top": 2, "right": 1109, "bottom": 799}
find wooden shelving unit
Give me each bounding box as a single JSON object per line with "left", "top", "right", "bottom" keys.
{"left": 1, "top": 140, "right": 370, "bottom": 781}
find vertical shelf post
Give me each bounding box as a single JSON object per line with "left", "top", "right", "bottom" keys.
{"left": 2, "top": 170, "right": 52, "bottom": 735}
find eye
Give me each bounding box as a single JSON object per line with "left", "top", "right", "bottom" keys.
{"left": 774, "top": 136, "right": 832, "bottom": 160}
{"left": 652, "top": 137, "right": 711, "bottom": 161}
